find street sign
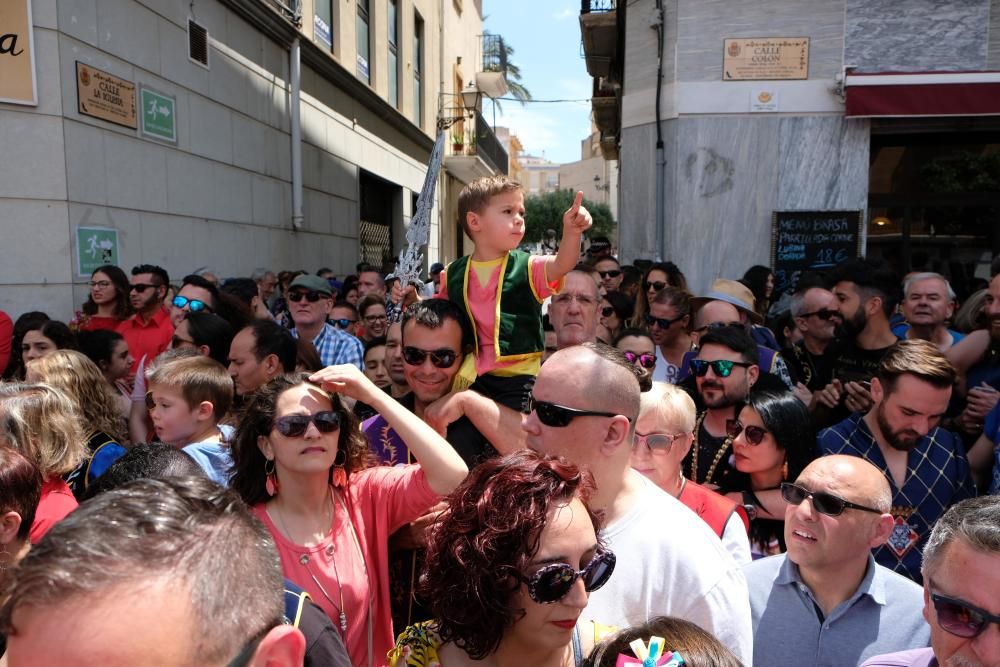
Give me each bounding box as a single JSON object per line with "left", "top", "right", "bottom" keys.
{"left": 76, "top": 226, "right": 119, "bottom": 277}
{"left": 140, "top": 87, "right": 176, "bottom": 143}
{"left": 77, "top": 62, "right": 137, "bottom": 128}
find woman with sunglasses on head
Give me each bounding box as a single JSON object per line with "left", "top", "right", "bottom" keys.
{"left": 389, "top": 450, "right": 614, "bottom": 667}
{"left": 629, "top": 262, "right": 689, "bottom": 329}
{"left": 629, "top": 383, "right": 751, "bottom": 566}
{"left": 643, "top": 287, "right": 693, "bottom": 384}
{"left": 728, "top": 386, "right": 816, "bottom": 558}
{"left": 74, "top": 264, "right": 133, "bottom": 332}
{"left": 231, "top": 366, "right": 467, "bottom": 667}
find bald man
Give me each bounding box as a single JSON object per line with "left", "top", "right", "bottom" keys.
{"left": 524, "top": 343, "right": 753, "bottom": 664}
{"left": 744, "top": 455, "right": 930, "bottom": 667}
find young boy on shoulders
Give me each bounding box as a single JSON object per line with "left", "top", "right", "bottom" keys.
{"left": 436, "top": 176, "right": 592, "bottom": 407}
{"left": 146, "top": 355, "right": 235, "bottom": 486}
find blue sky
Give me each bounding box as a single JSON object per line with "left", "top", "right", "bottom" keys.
{"left": 483, "top": 1, "right": 593, "bottom": 164}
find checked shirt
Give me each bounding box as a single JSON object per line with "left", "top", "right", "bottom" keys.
{"left": 818, "top": 413, "right": 975, "bottom": 583}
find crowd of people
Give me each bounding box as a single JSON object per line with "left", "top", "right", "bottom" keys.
{"left": 0, "top": 174, "right": 999, "bottom": 667}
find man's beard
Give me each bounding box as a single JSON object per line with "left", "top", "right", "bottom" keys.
{"left": 876, "top": 403, "right": 922, "bottom": 451}
{"left": 137, "top": 290, "right": 160, "bottom": 312}
{"left": 836, "top": 307, "right": 867, "bottom": 340}
{"left": 946, "top": 655, "right": 991, "bottom": 667}
{"left": 700, "top": 379, "right": 746, "bottom": 409}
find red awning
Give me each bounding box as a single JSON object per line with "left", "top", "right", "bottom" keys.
{"left": 845, "top": 71, "right": 1000, "bottom": 118}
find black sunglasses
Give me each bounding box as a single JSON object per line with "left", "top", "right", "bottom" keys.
{"left": 643, "top": 280, "right": 668, "bottom": 292}
{"left": 799, "top": 308, "right": 839, "bottom": 320}
{"left": 600, "top": 306, "right": 616, "bottom": 318}
{"left": 643, "top": 313, "right": 684, "bottom": 329}
{"left": 781, "top": 482, "right": 882, "bottom": 517}
{"left": 526, "top": 395, "right": 621, "bottom": 427}
{"left": 690, "top": 359, "right": 752, "bottom": 378}
{"left": 288, "top": 290, "right": 326, "bottom": 303}
{"left": 402, "top": 346, "right": 458, "bottom": 368}
{"left": 224, "top": 622, "right": 280, "bottom": 667}
{"left": 331, "top": 318, "right": 355, "bottom": 329}
{"left": 623, "top": 351, "right": 656, "bottom": 369}
{"left": 597, "top": 270, "right": 622, "bottom": 279}
{"left": 726, "top": 419, "right": 768, "bottom": 445}
{"left": 272, "top": 411, "right": 342, "bottom": 438}
{"left": 930, "top": 586, "right": 1000, "bottom": 639}
{"left": 172, "top": 295, "right": 213, "bottom": 313}
{"left": 129, "top": 282, "right": 161, "bottom": 293}
{"left": 519, "top": 550, "right": 616, "bottom": 604}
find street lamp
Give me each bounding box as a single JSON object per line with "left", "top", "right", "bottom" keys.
{"left": 438, "top": 83, "right": 482, "bottom": 130}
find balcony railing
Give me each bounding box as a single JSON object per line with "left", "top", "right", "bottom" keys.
{"left": 581, "top": 0, "right": 615, "bottom": 14}
{"left": 481, "top": 33, "right": 508, "bottom": 75}
{"left": 475, "top": 112, "right": 508, "bottom": 175}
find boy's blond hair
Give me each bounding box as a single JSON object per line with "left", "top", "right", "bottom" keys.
{"left": 457, "top": 175, "right": 523, "bottom": 237}
{"left": 147, "top": 356, "right": 234, "bottom": 423}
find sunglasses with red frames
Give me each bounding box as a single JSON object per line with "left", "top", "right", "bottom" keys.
{"left": 623, "top": 351, "right": 656, "bottom": 369}
{"left": 402, "top": 346, "right": 458, "bottom": 368}
{"left": 518, "top": 549, "right": 616, "bottom": 604}
{"left": 272, "top": 411, "right": 342, "bottom": 437}
{"left": 726, "top": 419, "right": 768, "bottom": 445}
{"left": 929, "top": 585, "right": 1000, "bottom": 639}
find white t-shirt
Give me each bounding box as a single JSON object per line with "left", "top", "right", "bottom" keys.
{"left": 721, "top": 511, "right": 752, "bottom": 567}
{"left": 581, "top": 473, "right": 754, "bottom": 665}
{"left": 652, "top": 346, "right": 680, "bottom": 384}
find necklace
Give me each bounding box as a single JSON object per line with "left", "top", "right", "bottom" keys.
{"left": 691, "top": 411, "right": 733, "bottom": 485}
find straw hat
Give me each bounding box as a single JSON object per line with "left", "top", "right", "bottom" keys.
{"left": 689, "top": 279, "right": 763, "bottom": 325}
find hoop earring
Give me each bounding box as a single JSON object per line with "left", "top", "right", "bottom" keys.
{"left": 331, "top": 450, "right": 347, "bottom": 488}
{"left": 264, "top": 458, "right": 279, "bottom": 497}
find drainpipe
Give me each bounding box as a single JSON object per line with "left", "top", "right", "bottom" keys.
{"left": 290, "top": 36, "right": 304, "bottom": 230}
{"left": 653, "top": 0, "right": 665, "bottom": 260}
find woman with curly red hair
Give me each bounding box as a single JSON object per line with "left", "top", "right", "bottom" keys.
{"left": 389, "top": 450, "right": 615, "bottom": 667}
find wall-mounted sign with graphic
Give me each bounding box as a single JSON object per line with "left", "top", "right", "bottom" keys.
{"left": 77, "top": 61, "right": 137, "bottom": 128}
{"left": 723, "top": 38, "right": 809, "bottom": 81}
{"left": 140, "top": 87, "right": 177, "bottom": 143}
{"left": 0, "top": 0, "right": 38, "bottom": 105}
{"left": 76, "top": 226, "right": 120, "bottom": 277}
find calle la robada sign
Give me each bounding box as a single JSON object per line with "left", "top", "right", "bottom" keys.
{"left": 0, "top": 0, "right": 38, "bottom": 106}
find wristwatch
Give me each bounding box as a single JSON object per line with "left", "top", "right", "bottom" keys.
{"left": 741, "top": 490, "right": 758, "bottom": 521}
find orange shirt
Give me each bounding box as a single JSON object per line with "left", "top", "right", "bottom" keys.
{"left": 116, "top": 308, "right": 174, "bottom": 373}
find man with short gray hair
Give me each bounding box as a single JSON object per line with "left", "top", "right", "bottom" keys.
{"left": 862, "top": 495, "right": 1000, "bottom": 667}
{"left": 745, "top": 455, "right": 929, "bottom": 667}
{"left": 1, "top": 475, "right": 306, "bottom": 666}
{"left": 894, "top": 272, "right": 964, "bottom": 352}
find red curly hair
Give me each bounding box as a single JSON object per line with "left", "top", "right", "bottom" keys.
{"left": 419, "top": 450, "right": 600, "bottom": 659}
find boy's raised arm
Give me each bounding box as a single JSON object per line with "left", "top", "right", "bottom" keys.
{"left": 547, "top": 191, "right": 593, "bottom": 282}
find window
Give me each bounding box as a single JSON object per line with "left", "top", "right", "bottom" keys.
{"left": 388, "top": 0, "right": 399, "bottom": 107}
{"left": 357, "top": 0, "right": 371, "bottom": 83}
{"left": 414, "top": 12, "right": 423, "bottom": 125}
{"left": 314, "top": 0, "right": 333, "bottom": 49}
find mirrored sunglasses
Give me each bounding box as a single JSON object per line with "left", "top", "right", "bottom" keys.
{"left": 331, "top": 318, "right": 356, "bottom": 329}
{"left": 520, "top": 549, "right": 616, "bottom": 604}
{"left": 172, "top": 295, "right": 213, "bottom": 313}
{"left": 402, "top": 346, "right": 458, "bottom": 368}
{"left": 623, "top": 351, "right": 656, "bottom": 369}
{"left": 689, "top": 358, "right": 752, "bottom": 378}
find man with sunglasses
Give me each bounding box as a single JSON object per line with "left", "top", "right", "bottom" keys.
{"left": 286, "top": 274, "right": 363, "bottom": 370}
{"left": 862, "top": 496, "right": 1000, "bottom": 667}
{"left": 117, "top": 263, "right": 174, "bottom": 375}
{"left": 745, "top": 455, "right": 929, "bottom": 667}
{"left": 818, "top": 340, "right": 975, "bottom": 583}
{"left": 524, "top": 342, "right": 753, "bottom": 665}
{"left": 593, "top": 256, "right": 624, "bottom": 292}
{"left": 169, "top": 274, "right": 218, "bottom": 328}
{"left": 785, "top": 285, "right": 840, "bottom": 396}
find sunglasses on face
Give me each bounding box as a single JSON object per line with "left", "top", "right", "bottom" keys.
{"left": 634, "top": 432, "right": 682, "bottom": 453}
{"left": 519, "top": 550, "right": 616, "bottom": 604}
{"left": 597, "top": 270, "right": 622, "bottom": 279}
{"left": 643, "top": 280, "right": 668, "bottom": 293}
{"left": 402, "top": 346, "right": 458, "bottom": 368}
{"left": 600, "top": 306, "right": 616, "bottom": 318}
{"left": 172, "top": 295, "right": 213, "bottom": 313}
{"left": 526, "top": 394, "right": 621, "bottom": 427}
{"left": 930, "top": 586, "right": 1000, "bottom": 639}
{"left": 799, "top": 308, "right": 839, "bottom": 320}
{"left": 780, "top": 482, "right": 882, "bottom": 516}
{"left": 288, "top": 290, "right": 325, "bottom": 303}
{"left": 331, "top": 318, "right": 355, "bottom": 329}
{"left": 272, "top": 411, "right": 342, "bottom": 438}
{"left": 690, "top": 358, "right": 752, "bottom": 378}
{"left": 726, "top": 419, "right": 768, "bottom": 445}
{"left": 130, "top": 283, "right": 161, "bottom": 293}
{"left": 623, "top": 351, "right": 656, "bottom": 369}
{"left": 644, "top": 313, "right": 683, "bottom": 329}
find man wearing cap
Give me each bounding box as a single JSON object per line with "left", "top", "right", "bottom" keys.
{"left": 287, "top": 274, "right": 364, "bottom": 369}
{"left": 422, "top": 263, "right": 445, "bottom": 298}
{"left": 677, "top": 278, "right": 793, "bottom": 389}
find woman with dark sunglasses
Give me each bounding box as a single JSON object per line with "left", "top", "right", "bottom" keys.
{"left": 230, "top": 368, "right": 468, "bottom": 667}
{"left": 389, "top": 450, "right": 614, "bottom": 667}
{"left": 729, "top": 387, "right": 816, "bottom": 558}
{"left": 599, "top": 291, "right": 632, "bottom": 343}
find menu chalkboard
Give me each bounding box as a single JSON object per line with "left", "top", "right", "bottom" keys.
{"left": 770, "top": 210, "right": 863, "bottom": 296}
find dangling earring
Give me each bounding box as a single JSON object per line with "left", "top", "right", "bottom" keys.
{"left": 264, "top": 458, "right": 279, "bottom": 497}
{"left": 782, "top": 459, "right": 789, "bottom": 482}
{"left": 331, "top": 450, "right": 347, "bottom": 488}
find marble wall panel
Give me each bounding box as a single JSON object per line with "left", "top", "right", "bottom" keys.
{"left": 989, "top": 0, "right": 1000, "bottom": 69}
{"left": 777, "top": 116, "right": 870, "bottom": 212}
{"left": 846, "top": 0, "right": 989, "bottom": 72}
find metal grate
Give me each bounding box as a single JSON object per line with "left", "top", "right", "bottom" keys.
{"left": 188, "top": 19, "right": 209, "bottom": 67}
{"left": 481, "top": 33, "right": 507, "bottom": 75}
{"left": 359, "top": 220, "right": 394, "bottom": 274}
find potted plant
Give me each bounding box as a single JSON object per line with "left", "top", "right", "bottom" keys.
{"left": 466, "top": 133, "right": 477, "bottom": 156}
{"left": 451, "top": 129, "right": 464, "bottom": 153}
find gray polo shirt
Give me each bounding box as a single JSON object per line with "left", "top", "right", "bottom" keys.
{"left": 744, "top": 554, "right": 930, "bottom": 667}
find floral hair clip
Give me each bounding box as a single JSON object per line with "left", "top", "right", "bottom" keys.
{"left": 614, "top": 635, "right": 685, "bottom": 667}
